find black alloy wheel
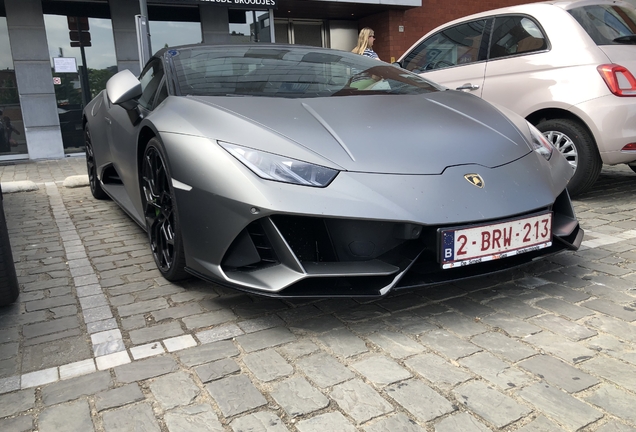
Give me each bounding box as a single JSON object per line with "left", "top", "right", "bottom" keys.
{"left": 141, "top": 138, "right": 188, "bottom": 281}
{"left": 85, "top": 125, "right": 109, "bottom": 200}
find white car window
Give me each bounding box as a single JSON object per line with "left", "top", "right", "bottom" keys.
{"left": 569, "top": 5, "right": 636, "bottom": 45}
{"left": 402, "top": 19, "right": 488, "bottom": 73}
{"left": 489, "top": 16, "right": 547, "bottom": 59}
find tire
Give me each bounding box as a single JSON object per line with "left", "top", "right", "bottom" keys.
{"left": 0, "top": 185, "right": 19, "bottom": 307}
{"left": 85, "top": 124, "right": 109, "bottom": 200}
{"left": 628, "top": 164, "right": 636, "bottom": 175}
{"left": 140, "top": 138, "right": 189, "bottom": 281}
{"left": 537, "top": 118, "right": 602, "bottom": 197}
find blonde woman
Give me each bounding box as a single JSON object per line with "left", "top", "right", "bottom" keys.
{"left": 352, "top": 27, "right": 380, "bottom": 60}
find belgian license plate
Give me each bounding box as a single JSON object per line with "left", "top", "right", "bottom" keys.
{"left": 440, "top": 212, "right": 552, "bottom": 269}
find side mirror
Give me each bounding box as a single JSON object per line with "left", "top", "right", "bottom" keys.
{"left": 392, "top": 61, "right": 403, "bottom": 68}
{"left": 106, "top": 69, "right": 142, "bottom": 110}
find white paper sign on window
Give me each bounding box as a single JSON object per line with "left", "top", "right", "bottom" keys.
{"left": 53, "top": 57, "right": 78, "bottom": 73}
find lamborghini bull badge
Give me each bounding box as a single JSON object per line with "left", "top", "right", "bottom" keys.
{"left": 464, "top": 173, "right": 484, "bottom": 188}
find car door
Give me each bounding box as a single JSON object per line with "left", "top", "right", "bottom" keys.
{"left": 401, "top": 18, "right": 490, "bottom": 95}
{"left": 480, "top": 15, "right": 550, "bottom": 115}
{"left": 107, "top": 57, "right": 166, "bottom": 219}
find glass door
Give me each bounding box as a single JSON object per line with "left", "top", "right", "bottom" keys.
{"left": 293, "top": 21, "right": 324, "bottom": 47}
{"left": 274, "top": 20, "right": 326, "bottom": 47}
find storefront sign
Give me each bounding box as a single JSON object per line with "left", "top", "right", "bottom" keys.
{"left": 150, "top": 0, "right": 278, "bottom": 8}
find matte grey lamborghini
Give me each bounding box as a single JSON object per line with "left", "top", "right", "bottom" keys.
{"left": 83, "top": 44, "right": 583, "bottom": 297}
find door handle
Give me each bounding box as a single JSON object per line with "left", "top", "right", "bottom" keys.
{"left": 456, "top": 83, "right": 480, "bottom": 91}
{"left": 105, "top": 117, "right": 112, "bottom": 125}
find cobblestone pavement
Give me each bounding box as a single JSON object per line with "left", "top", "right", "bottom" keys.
{"left": 1, "top": 157, "right": 636, "bottom": 432}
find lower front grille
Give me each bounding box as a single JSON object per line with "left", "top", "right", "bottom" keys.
{"left": 221, "top": 220, "right": 279, "bottom": 271}
{"left": 218, "top": 187, "right": 581, "bottom": 297}
{"left": 247, "top": 221, "right": 278, "bottom": 266}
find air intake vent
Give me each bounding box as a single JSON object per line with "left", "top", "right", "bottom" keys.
{"left": 222, "top": 220, "right": 280, "bottom": 272}
{"left": 247, "top": 221, "right": 278, "bottom": 265}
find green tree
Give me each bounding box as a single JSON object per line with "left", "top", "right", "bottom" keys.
{"left": 53, "top": 72, "right": 82, "bottom": 105}
{"left": 0, "top": 81, "right": 18, "bottom": 105}
{"left": 88, "top": 67, "right": 117, "bottom": 99}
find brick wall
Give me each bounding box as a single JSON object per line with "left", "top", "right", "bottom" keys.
{"left": 358, "top": 0, "right": 542, "bottom": 63}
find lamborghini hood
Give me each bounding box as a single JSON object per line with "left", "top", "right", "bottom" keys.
{"left": 183, "top": 90, "right": 532, "bottom": 175}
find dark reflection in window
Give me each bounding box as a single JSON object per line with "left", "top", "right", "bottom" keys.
{"left": 489, "top": 16, "right": 547, "bottom": 59}
{"left": 0, "top": 17, "right": 26, "bottom": 158}
{"left": 45, "top": 15, "right": 118, "bottom": 153}
{"left": 230, "top": 10, "right": 271, "bottom": 43}
{"left": 170, "top": 46, "right": 440, "bottom": 98}
{"left": 402, "top": 19, "right": 487, "bottom": 73}
{"left": 570, "top": 5, "right": 636, "bottom": 45}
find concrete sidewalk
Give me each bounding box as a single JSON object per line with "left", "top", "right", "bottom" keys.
{"left": 0, "top": 156, "right": 87, "bottom": 185}
{"left": 1, "top": 158, "right": 636, "bottom": 432}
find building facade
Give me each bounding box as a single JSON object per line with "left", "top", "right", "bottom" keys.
{"left": 0, "top": 0, "right": 540, "bottom": 162}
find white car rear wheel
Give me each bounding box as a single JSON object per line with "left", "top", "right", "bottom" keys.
{"left": 537, "top": 119, "right": 601, "bottom": 197}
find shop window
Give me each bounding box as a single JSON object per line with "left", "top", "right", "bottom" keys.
{"left": 293, "top": 22, "right": 323, "bottom": 47}
{"left": 230, "top": 10, "right": 271, "bottom": 43}
{"left": 273, "top": 20, "right": 326, "bottom": 47}
{"left": 149, "top": 20, "right": 202, "bottom": 47}
{"left": 0, "top": 17, "right": 26, "bottom": 159}
{"left": 45, "top": 15, "right": 117, "bottom": 153}
{"left": 275, "top": 22, "right": 289, "bottom": 44}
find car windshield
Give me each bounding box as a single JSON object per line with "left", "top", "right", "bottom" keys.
{"left": 569, "top": 4, "right": 636, "bottom": 45}
{"left": 167, "top": 46, "right": 441, "bottom": 98}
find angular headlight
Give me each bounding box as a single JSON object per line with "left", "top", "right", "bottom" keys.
{"left": 220, "top": 142, "right": 339, "bottom": 187}
{"left": 527, "top": 122, "right": 553, "bottom": 161}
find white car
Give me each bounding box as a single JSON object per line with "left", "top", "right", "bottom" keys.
{"left": 398, "top": 0, "right": 636, "bottom": 196}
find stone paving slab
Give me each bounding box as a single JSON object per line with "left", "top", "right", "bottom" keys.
{"left": 2, "top": 159, "right": 636, "bottom": 431}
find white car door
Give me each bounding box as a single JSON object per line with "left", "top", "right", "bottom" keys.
{"left": 480, "top": 15, "right": 553, "bottom": 115}
{"left": 401, "top": 18, "right": 490, "bottom": 96}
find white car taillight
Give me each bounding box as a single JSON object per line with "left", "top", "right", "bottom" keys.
{"left": 597, "top": 64, "right": 636, "bottom": 96}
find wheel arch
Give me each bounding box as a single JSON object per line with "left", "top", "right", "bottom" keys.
{"left": 526, "top": 108, "right": 600, "bottom": 158}
{"left": 137, "top": 125, "right": 158, "bottom": 175}
{"left": 530, "top": 111, "right": 602, "bottom": 196}
{"left": 138, "top": 133, "right": 190, "bottom": 281}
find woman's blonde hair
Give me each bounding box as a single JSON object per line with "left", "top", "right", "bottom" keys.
{"left": 352, "top": 27, "right": 374, "bottom": 55}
